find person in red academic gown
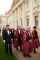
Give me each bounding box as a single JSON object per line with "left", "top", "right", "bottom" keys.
{"left": 26, "top": 27, "right": 33, "bottom": 56}
{"left": 23, "top": 27, "right": 32, "bottom": 57}
{"left": 27, "top": 27, "right": 33, "bottom": 53}
{"left": 32, "top": 26, "right": 39, "bottom": 53}
{"left": 14, "top": 30, "right": 18, "bottom": 49}
{"left": 17, "top": 26, "right": 22, "bottom": 51}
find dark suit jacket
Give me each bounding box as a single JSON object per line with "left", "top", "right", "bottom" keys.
{"left": 32, "top": 30, "right": 38, "bottom": 40}
{"left": 17, "top": 29, "right": 22, "bottom": 46}
{"left": 26, "top": 31, "right": 32, "bottom": 42}
{"left": 11, "top": 29, "right": 14, "bottom": 43}
{"left": 2, "top": 29, "right": 13, "bottom": 44}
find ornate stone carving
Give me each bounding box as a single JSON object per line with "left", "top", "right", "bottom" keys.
{"left": 26, "top": 0, "right": 29, "bottom": 7}
{"left": 34, "top": 0, "right": 38, "bottom": 7}
{"left": 35, "top": 0, "right": 38, "bottom": 4}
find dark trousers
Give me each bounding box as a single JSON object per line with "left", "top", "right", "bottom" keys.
{"left": 20, "top": 45, "right": 22, "bottom": 51}
{"left": 5, "top": 42, "right": 12, "bottom": 54}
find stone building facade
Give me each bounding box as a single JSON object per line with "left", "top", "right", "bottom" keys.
{"left": 7, "top": 0, "right": 40, "bottom": 30}
{"left": 0, "top": 0, "right": 40, "bottom": 36}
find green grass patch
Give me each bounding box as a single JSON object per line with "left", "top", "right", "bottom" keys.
{"left": 0, "top": 36, "right": 17, "bottom": 60}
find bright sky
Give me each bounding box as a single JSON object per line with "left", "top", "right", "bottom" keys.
{"left": 0, "top": 0, "right": 13, "bottom": 14}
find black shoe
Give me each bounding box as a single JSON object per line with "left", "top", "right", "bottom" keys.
{"left": 10, "top": 54, "right": 13, "bottom": 56}
{"left": 23, "top": 54, "right": 26, "bottom": 57}
{"left": 16, "top": 48, "right": 18, "bottom": 50}
{"left": 6, "top": 52, "right": 8, "bottom": 55}
{"left": 20, "top": 49, "right": 22, "bottom": 52}
{"left": 27, "top": 55, "right": 31, "bottom": 57}
{"left": 34, "top": 51, "right": 37, "bottom": 53}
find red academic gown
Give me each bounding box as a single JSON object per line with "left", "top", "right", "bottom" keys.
{"left": 23, "top": 30, "right": 32, "bottom": 56}
{"left": 26, "top": 31, "right": 33, "bottom": 53}
{"left": 17, "top": 29, "right": 22, "bottom": 46}
{"left": 16, "top": 29, "right": 22, "bottom": 51}
{"left": 14, "top": 30, "right": 18, "bottom": 48}
{"left": 39, "top": 42, "right": 40, "bottom": 47}
{"left": 32, "top": 30, "right": 39, "bottom": 49}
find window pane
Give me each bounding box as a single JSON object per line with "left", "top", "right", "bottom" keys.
{"left": 27, "top": 19, "right": 29, "bottom": 26}
{"left": 35, "top": 16, "right": 38, "bottom": 27}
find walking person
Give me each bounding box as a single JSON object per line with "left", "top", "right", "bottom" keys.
{"left": 2, "top": 25, "right": 13, "bottom": 56}
{"left": 23, "top": 27, "right": 32, "bottom": 57}
{"left": 17, "top": 26, "right": 22, "bottom": 51}
{"left": 32, "top": 26, "right": 39, "bottom": 53}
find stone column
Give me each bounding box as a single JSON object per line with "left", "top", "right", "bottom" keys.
{"left": 38, "top": 12, "right": 40, "bottom": 39}
{"left": 23, "top": 2, "right": 25, "bottom": 28}
{"left": 29, "top": 0, "right": 34, "bottom": 29}
{"left": 18, "top": 7, "right": 20, "bottom": 26}
{"left": 39, "top": 12, "right": 40, "bottom": 29}
{"left": 15, "top": 10, "right": 17, "bottom": 29}
{"left": 11, "top": 13, "right": 14, "bottom": 28}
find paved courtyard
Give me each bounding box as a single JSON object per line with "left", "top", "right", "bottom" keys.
{"left": 13, "top": 46, "right": 40, "bottom": 60}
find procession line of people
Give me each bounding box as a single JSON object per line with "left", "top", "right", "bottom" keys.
{"left": 2, "top": 25, "right": 40, "bottom": 57}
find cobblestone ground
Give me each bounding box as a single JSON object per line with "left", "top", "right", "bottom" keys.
{"left": 12, "top": 46, "right": 40, "bottom": 60}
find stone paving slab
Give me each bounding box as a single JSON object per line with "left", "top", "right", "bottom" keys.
{"left": 12, "top": 46, "right": 40, "bottom": 60}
